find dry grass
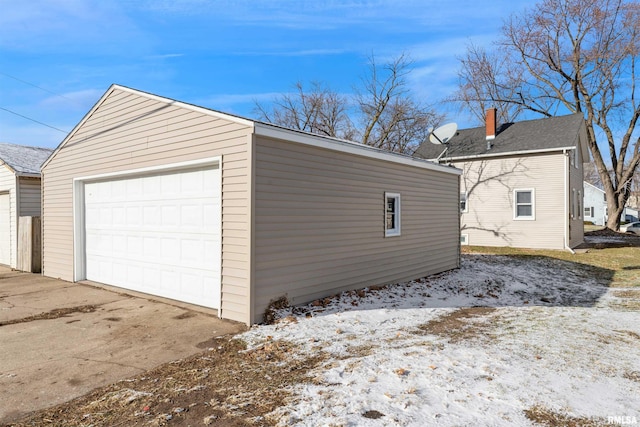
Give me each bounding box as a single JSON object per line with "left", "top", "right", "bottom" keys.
{"left": 414, "top": 307, "right": 498, "bottom": 343}
{"left": 462, "top": 244, "right": 640, "bottom": 289}
{"left": 9, "top": 336, "right": 326, "bottom": 427}
{"left": 524, "top": 405, "right": 607, "bottom": 427}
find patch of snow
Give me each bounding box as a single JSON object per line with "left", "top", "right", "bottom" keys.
{"left": 241, "top": 255, "right": 640, "bottom": 426}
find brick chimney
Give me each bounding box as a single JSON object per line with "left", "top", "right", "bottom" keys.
{"left": 486, "top": 107, "right": 497, "bottom": 141}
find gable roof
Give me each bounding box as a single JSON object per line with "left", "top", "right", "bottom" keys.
{"left": 0, "top": 142, "right": 53, "bottom": 176}
{"left": 414, "top": 113, "right": 586, "bottom": 161}
{"left": 584, "top": 181, "right": 605, "bottom": 194}
{"left": 43, "top": 84, "right": 459, "bottom": 176}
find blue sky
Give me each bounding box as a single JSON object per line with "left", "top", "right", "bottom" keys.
{"left": 0, "top": 0, "right": 534, "bottom": 148}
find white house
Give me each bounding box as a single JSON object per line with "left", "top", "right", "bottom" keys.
{"left": 415, "top": 110, "right": 589, "bottom": 250}
{"left": 583, "top": 181, "right": 606, "bottom": 226}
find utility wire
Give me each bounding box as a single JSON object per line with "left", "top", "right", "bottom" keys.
{"left": 0, "top": 71, "right": 78, "bottom": 104}
{"left": 0, "top": 107, "right": 69, "bottom": 133}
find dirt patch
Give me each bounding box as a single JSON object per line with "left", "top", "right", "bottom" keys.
{"left": 414, "top": 307, "right": 497, "bottom": 343}
{"left": 9, "top": 335, "right": 326, "bottom": 427}
{"left": 0, "top": 305, "right": 99, "bottom": 327}
{"left": 524, "top": 405, "right": 606, "bottom": 426}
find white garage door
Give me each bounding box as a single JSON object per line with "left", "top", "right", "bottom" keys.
{"left": 84, "top": 166, "right": 221, "bottom": 309}
{"left": 0, "top": 193, "right": 10, "bottom": 266}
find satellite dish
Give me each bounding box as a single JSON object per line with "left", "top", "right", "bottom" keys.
{"left": 429, "top": 122, "right": 458, "bottom": 145}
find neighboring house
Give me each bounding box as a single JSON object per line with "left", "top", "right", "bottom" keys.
{"left": 583, "top": 181, "right": 606, "bottom": 226}
{"left": 0, "top": 142, "right": 53, "bottom": 268}
{"left": 414, "top": 109, "right": 589, "bottom": 250}
{"left": 41, "top": 84, "right": 461, "bottom": 325}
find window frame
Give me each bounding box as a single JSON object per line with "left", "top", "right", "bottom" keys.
{"left": 384, "top": 192, "right": 401, "bottom": 237}
{"left": 460, "top": 191, "right": 468, "bottom": 213}
{"left": 513, "top": 188, "right": 535, "bottom": 220}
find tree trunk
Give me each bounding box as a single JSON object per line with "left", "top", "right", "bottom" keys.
{"left": 605, "top": 197, "right": 627, "bottom": 231}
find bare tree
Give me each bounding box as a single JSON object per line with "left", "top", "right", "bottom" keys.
{"left": 356, "top": 53, "right": 442, "bottom": 153}
{"left": 583, "top": 161, "right": 603, "bottom": 187}
{"left": 254, "top": 81, "right": 355, "bottom": 139}
{"left": 254, "top": 54, "right": 442, "bottom": 155}
{"left": 450, "top": 0, "right": 640, "bottom": 230}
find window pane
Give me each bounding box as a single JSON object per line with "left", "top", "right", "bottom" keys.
{"left": 516, "top": 191, "right": 531, "bottom": 204}
{"left": 517, "top": 205, "right": 532, "bottom": 217}
{"left": 386, "top": 212, "right": 395, "bottom": 230}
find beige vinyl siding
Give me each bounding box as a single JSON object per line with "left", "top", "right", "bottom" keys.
{"left": 252, "top": 136, "right": 460, "bottom": 323}
{"left": 458, "top": 153, "right": 566, "bottom": 249}
{"left": 0, "top": 166, "right": 16, "bottom": 267}
{"left": 41, "top": 87, "right": 253, "bottom": 324}
{"left": 17, "top": 177, "right": 42, "bottom": 217}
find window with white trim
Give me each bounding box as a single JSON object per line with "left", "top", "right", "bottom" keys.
{"left": 385, "top": 192, "right": 401, "bottom": 237}
{"left": 514, "top": 189, "right": 535, "bottom": 220}
{"left": 585, "top": 206, "right": 594, "bottom": 218}
{"left": 460, "top": 234, "right": 469, "bottom": 245}
{"left": 460, "top": 192, "right": 468, "bottom": 213}
{"left": 577, "top": 191, "right": 582, "bottom": 218}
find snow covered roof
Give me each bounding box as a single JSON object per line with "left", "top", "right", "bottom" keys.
{"left": 0, "top": 142, "right": 53, "bottom": 176}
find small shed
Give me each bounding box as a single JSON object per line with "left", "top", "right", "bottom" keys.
{"left": 0, "top": 143, "right": 52, "bottom": 268}
{"left": 41, "top": 84, "right": 461, "bottom": 325}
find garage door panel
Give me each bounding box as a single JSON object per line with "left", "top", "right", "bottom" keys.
{"left": 0, "top": 193, "right": 10, "bottom": 266}
{"left": 84, "top": 166, "right": 221, "bottom": 309}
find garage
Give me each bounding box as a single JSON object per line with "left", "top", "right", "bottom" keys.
{"left": 80, "top": 164, "right": 221, "bottom": 309}
{"left": 42, "top": 84, "right": 461, "bottom": 325}
{"left": 0, "top": 192, "right": 9, "bottom": 265}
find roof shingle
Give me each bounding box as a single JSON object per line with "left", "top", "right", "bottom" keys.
{"left": 0, "top": 142, "right": 53, "bottom": 175}
{"left": 414, "top": 113, "right": 585, "bottom": 160}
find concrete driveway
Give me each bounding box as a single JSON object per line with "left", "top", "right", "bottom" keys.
{"left": 0, "top": 267, "right": 245, "bottom": 424}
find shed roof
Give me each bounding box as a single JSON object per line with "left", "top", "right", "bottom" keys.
{"left": 413, "top": 113, "right": 586, "bottom": 160}
{"left": 0, "top": 142, "right": 53, "bottom": 176}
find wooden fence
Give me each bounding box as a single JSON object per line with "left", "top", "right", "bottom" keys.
{"left": 17, "top": 216, "right": 41, "bottom": 273}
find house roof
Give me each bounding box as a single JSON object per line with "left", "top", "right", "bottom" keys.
{"left": 584, "top": 181, "right": 605, "bottom": 194}
{"left": 0, "top": 142, "right": 53, "bottom": 176}
{"left": 413, "top": 113, "right": 586, "bottom": 161}
{"left": 44, "top": 84, "right": 460, "bottom": 176}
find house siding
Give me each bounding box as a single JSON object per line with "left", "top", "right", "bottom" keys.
{"left": 252, "top": 136, "right": 460, "bottom": 323}
{"left": 0, "top": 166, "right": 16, "bottom": 267}
{"left": 17, "top": 177, "right": 42, "bottom": 217}
{"left": 41, "top": 87, "right": 253, "bottom": 324}
{"left": 457, "top": 153, "right": 566, "bottom": 249}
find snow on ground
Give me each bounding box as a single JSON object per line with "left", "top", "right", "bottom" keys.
{"left": 241, "top": 255, "right": 640, "bottom": 426}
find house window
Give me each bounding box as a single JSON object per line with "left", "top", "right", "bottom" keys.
{"left": 578, "top": 191, "right": 582, "bottom": 218}
{"left": 460, "top": 192, "right": 468, "bottom": 213}
{"left": 514, "top": 189, "right": 535, "bottom": 220}
{"left": 585, "top": 206, "right": 594, "bottom": 217}
{"left": 571, "top": 188, "right": 582, "bottom": 219}
{"left": 460, "top": 234, "right": 469, "bottom": 245}
{"left": 385, "top": 192, "right": 401, "bottom": 237}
